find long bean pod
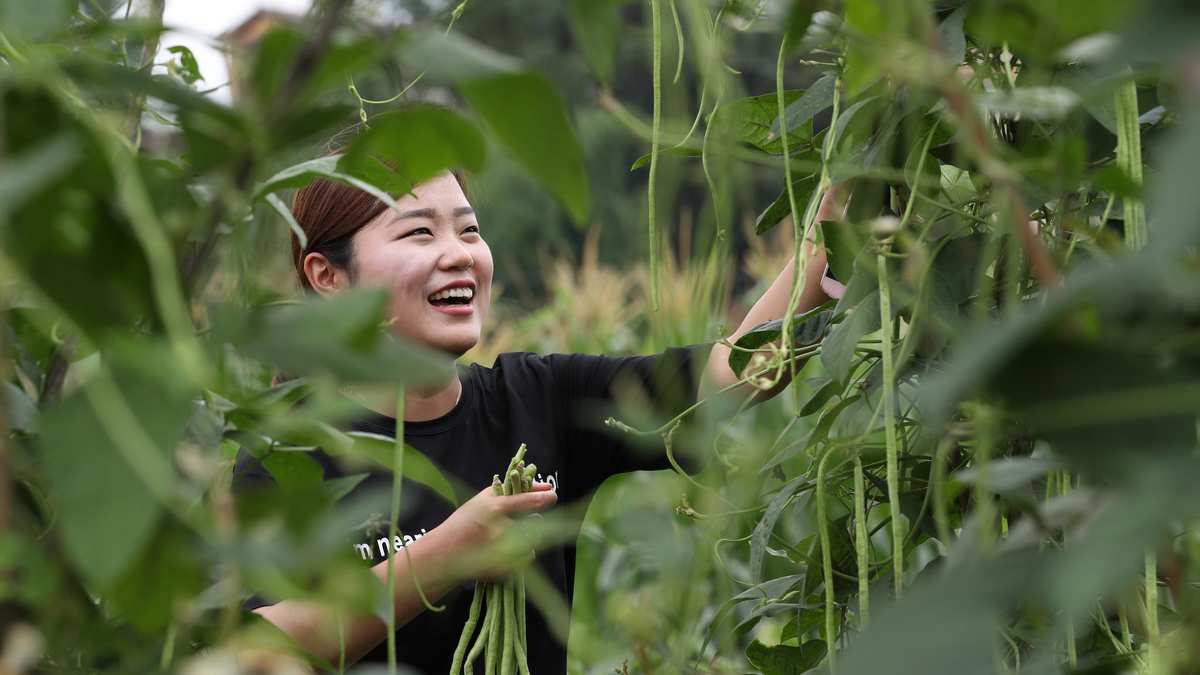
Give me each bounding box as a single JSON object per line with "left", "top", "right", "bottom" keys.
{"left": 452, "top": 446, "right": 537, "bottom": 675}
{"left": 451, "top": 585, "right": 484, "bottom": 674}
{"left": 877, "top": 237, "right": 904, "bottom": 598}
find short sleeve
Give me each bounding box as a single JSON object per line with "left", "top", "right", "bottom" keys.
{"left": 545, "top": 343, "right": 714, "bottom": 498}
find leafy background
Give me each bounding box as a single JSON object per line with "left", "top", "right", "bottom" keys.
{"left": 3, "top": 1, "right": 1200, "bottom": 674}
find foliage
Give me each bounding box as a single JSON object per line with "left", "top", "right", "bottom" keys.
{"left": 3, "top": 1, "right": 1200, "bottom": 675}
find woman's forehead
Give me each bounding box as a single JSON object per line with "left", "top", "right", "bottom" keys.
{"left": 401, "top": 171, "right": 471, "bottom": 209}
{"left": 364, "top": 172, "right": 474, "bottom": 231}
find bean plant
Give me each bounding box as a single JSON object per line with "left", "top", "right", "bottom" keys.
{"left": 3, "top": 1, "right": 1200, "bottom": 674}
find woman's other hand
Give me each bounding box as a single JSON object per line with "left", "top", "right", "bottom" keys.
{"left": 431, "top": 482, "right": 557, "bottom": 583}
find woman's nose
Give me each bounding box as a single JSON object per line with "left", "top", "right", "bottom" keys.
{"left": 440, "top": 238, "right": 475, "bottom": 270}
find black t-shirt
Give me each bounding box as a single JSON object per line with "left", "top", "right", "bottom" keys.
{"left": 234, "top": 343, "right": 711, "bottom": 674}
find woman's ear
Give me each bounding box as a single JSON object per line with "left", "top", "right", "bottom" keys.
{"left": 302, "top": 251, "right": 350, "bottom": 296}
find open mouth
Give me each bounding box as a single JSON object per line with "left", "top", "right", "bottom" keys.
{"left": 427, "top": 286, "right": 475, "bottom": 308}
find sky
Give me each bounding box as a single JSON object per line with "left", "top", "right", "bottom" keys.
{"left": 157, "top": 0, "right": 313, "bottom": 103}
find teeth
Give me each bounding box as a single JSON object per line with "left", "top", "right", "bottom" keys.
{"left": 428, "top": 287, "right": 474, "bottom": 302}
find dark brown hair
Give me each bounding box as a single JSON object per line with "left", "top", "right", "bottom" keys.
{"left": 290, "top": 158, "right": 469, "bottom": 291}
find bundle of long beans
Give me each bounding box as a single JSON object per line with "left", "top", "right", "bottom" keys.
{"left": 450, "top": 443, "right": 536, "bottom": 675}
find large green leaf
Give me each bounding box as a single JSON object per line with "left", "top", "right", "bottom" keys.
{"left": 400, "top": 31, "right": 591, "bottom": 224}
{"left": 460, "top": 72, "right": 591, "bottom": 224}
{"left": 566, "top": 0, "right": 623, "bottom": 84}
{"left": 0, "top": 0, "right": 74, "bottom": 39}
{"left": 717, "top": 91, "right": 808, "bottom": 155}
{"left": 767, "top": 75, "right": 836, "bottom": 140}
{"left": 842, "top": 0, "right": 886, "bottom": 96}
{"left": 336, "top": 105, "right": 488, "bottom": 196}
{"left": 246, "top": 26, "right": 380, "bottom": 107}
{"left": 0, "top": 133, "right": 80, "bottom": 223}
{"left": 1, "top": 88, "right": 160, "bottom": 339}
{"left": 39, "top": 363, "right": 193, "bottom": 589}
{"left": 240, "top": 290, "right": 456, "bottom": 387}
{"left": 107, "top": 525, "right": 204, "bottom": 633}
{"left": 341, "top": 431, "right": 463, "bottom": 506}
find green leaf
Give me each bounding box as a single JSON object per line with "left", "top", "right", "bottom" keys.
{"left": 843, "top": 0, "right": 886, "bottom": 96}
{"left": 266, "top": 192, "right": 307, "bottom": 249}
{"left": 263, "top": 450, "right": 326, "bottom": 488}
{"left": 107, "top": 525, "right": 204, "bottom": 633}
{"left": 1092, "top": 165, "right": 1142, "bottom": 199}
{"left": 400, "top": 29, "right": 521, "bottom": 81}
{"left": 342, "top": 431, "right": 463, "bottom": 507}
{"left": 255, "top": 155, "right": 349, "bottom": 198}
{"left": 630, "top": 145, "right": 702, "bottom": 171}
{"left": 337, "top": 105, "right": 488, "bottom": 196}
{"left": 39, "top": 363, "right": 193, "bottom": 589}
{"left": 768, "top": 75, "right": 836, "bottom": 140}
{"left": 460, "top": 72, "right": 591, "bottom": 224}
{"left": 821, "top": 291, "right": 880, "bottom": 386}
{"left": 822, "top": 219, "right": 867, "bottom": 285}
{"left": 718, "top": 90, "right": 809, "bottom": 155}
{"left": 268, "top": 104, "right": 358, "bottom": 151}
{"left": 567, "top": 0, "right": 623, "bottom": 83}
{"left": 783, "top": 0, "right": 821, "bottom": 49}
{"left": 755, "top": 173, "right": 819, "bottom": 235}
{"left": 746, "top": 639, "right": 827, "bottom": 674}
{"left": 248, "top": 26, "right": 304, "bottom": 105}
{"left": 781, "top": 609, "right": 825, "bottom": 642}
{"left": 166, "top": 45, "right": 203, "bottom": 84}
{"left": 398, "top": 31, "right": 591, "bottom": 224}
{"left": 0, "top": 133, "right": 80, "bottom": 223}
{"left": 0, "top": 0, "right": 74, "bottom": 39}
{"left": 939, "top": 164, "right": 975, "bottom": 206}
{"left": 325, "top": 473, "right": 370, "bottom": 502}
{"left": 240, "top": 290, "right": 456, "bottom": 387}
{"left": 798, "top": 377, "right": 840, "bottom": 418}
{"left": 729, "top": 304, "right": 834, "bottom": 376}
{"left": 750, "top": 476, "right": 810, "bottom": 584}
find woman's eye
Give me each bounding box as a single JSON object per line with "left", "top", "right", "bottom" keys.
{"left": 464, "top": 225, "right": 480, "bottom": 234}
{"left": 403, "top": 227, "right": 432, "bottom": 238}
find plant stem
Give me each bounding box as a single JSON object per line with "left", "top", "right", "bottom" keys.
{"left": 1119, "top": 601, "right": 1134, "bottom": 652}
{"left": 932, "top": 438, "right": 954, "bottom": 546}
{"left": 973, "top": 406, "right": 996, "bottom": 552}
{"left": 1114, "top": 69, "right": 1146, "bottom": 251}
{"left": 853, "top": 454, "right": 870, "bottom": 630}
{"left": 816, "top": 448, "right": 840, "bottom": 673}
{"left": 1145, "top": 551, "right": 1159, "bottom": 673}
{"left": 0, "top": 313, "right": 10, "bottom": 535}
{"left": 337, "top": 609, "right": 347, "bottom": 674}
{"left": 877, "top": 236, "right": 904, "bottom": 598}
{"left": 387, "top": 386, "right": 406, "bottom": 674}
{"left": 647, "top": 0, "right": 664, "bottom": 310}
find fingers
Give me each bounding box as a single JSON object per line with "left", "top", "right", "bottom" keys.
{"left": 493, "top": 483, "right": 557, "bottom": 515}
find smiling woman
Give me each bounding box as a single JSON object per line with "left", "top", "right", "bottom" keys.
{"left": 236, "top": 118, "right": 834, "bottom": 672}
{"left": 293, "top": 170, "right": 492, "bottom": 361}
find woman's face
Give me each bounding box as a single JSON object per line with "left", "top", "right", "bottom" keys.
{"left": 348, "top": 171, "right": 493, "bottom": 357}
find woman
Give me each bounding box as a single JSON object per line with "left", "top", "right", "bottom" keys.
{"left": 237, "top": 165, "right": 838, "bottom": 672}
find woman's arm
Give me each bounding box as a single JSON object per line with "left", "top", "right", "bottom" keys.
{"left": 699, "top": 185, "right": 846, "bottom": 408}
{"left": 249, "top": 484, "right": 557, "bottom": 667}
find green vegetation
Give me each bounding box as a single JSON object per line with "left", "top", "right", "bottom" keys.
{"left": 3, "top": 1, "right": 1200, "bottom": 674}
